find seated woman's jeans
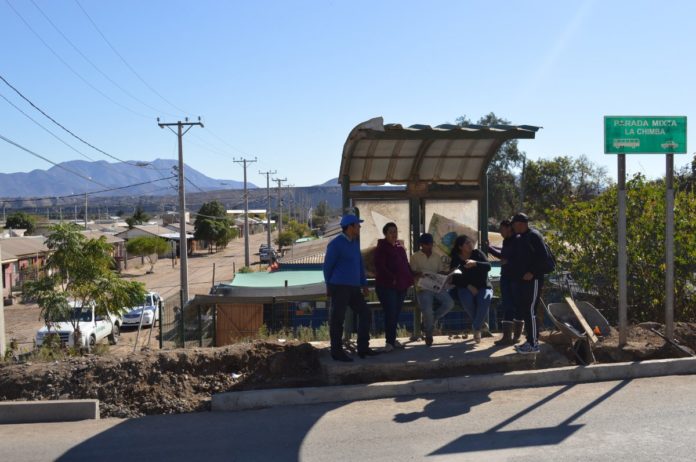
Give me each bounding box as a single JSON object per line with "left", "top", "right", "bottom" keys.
{"left": 457, "top": 287, "right": 493, "bottom": 331}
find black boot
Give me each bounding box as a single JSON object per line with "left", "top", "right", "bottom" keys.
{"left": 331, "top": 350, "right": 353, "bottom": 362}
{"left": 494, "top": 321, "right": 515, "bottom": 346}
{"left": 512, "top": 320, "right": 524, "bottom": 344}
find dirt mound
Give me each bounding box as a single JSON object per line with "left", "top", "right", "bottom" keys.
{"left": 0, "top": 341, "right": 322, "bottom": 418}
{"left": 541, "top": 322, "right": 696, "bottom": 363}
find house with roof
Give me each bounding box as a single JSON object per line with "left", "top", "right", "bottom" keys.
{"left": 0, "top": 236, "right": 50, "bottom": 304}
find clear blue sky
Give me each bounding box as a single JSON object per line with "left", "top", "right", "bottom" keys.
{"left": 1, "top": 0, "right": 694, "bottom": 187}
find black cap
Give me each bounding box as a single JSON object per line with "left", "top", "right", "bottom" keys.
{"left": 511, "top": 213, "right": 529, "bottom": 224}
{"left": 419, "top": 233, "right": 434, "bottom": 244}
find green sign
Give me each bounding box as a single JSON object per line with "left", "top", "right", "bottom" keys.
{"left": 604, "top": 116, "right": 687, "bottom": 154}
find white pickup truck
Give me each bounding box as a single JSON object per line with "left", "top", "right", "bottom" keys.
{"left": 35, "top": 301, "right": 121, "bottom": 349}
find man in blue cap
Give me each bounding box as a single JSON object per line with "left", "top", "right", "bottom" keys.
{"left": 323, "top": 214, "right": 379, "bottom": 361}
{"left": 410, "top": 233, "right": 454, "bottom": 346}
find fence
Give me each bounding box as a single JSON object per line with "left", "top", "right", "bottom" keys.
{"left": 159, "top": 292, "right": 215, "bottom": 349}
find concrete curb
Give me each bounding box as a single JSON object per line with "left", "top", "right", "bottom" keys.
{"left": 0, "top": 399, "right": 100, "bottom": 424}
{"left": 212, "top": 357, "right": 696, "bottom": 412}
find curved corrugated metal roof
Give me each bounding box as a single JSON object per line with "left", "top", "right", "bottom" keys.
{"left": 340, "top": 117, "right": 540, "bottom": 186}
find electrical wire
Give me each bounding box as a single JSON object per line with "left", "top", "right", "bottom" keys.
{"left": 0, "top": 92, "right": 95, "bottom": 162}
{"left": 29, "top": 0, "right": 178, "bottom": 118}
{"left": 74, "top": 0, "right": 189, "bottom": 116}
{"left": 0, "top": 73, "right": 158, "bottom": 171}
{"left": 0, "top": 176, "right": 177, "bottom": 204}
{"left": 5, "top": 0, "right": 152, "bottom": 119}
{"left": 0, "top": 132, "right": 109, "bottom": 187}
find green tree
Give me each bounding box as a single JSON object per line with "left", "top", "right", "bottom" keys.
{"left": 125, "top": 236, "right": 169, "bottom": 273}
{"left": 275, "top": 230, "right": 296, "bottom": 251}
{"left": 5, "top": 211, "right": 38, "bottom": 235}
{"left": 547, "top": 175, "right": 696, "bottom": 323}
{"left": 24, "top": 223, "right": 146, "bottom": 350}
{"left": 456, "top": 113, "right": 526, "bottom": 221}
{"left": 194, "top": 201, "right": 234, "bottom": 253}
{"left": 286, "top": 219, "right": 309, "bottom": 239}
{"left": 125, "top": 206, "right": 150, "bottom": 228}
{"left": 312, "top": 200, "right": 330, "bottom": 228}
{"left": 523, "top": 155, "right": 611, "bottom": 220}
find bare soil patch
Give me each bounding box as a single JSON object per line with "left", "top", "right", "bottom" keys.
{"left": 0, "top": 341, "right": 321, "bottom": 418}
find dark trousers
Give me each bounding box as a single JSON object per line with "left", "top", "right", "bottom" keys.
{"left": 500, "top": 275, "right": 515, "bottom": 322}
{"left": 329, "top": 284, "right": 371, "bottom": 354}
{"left": 512, "top": 279, "right": 543, "bottom": 346}
{"left": 376, "top": 287, "right": 407, "bottom": 346}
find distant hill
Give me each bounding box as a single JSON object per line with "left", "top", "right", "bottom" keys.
{"left": 0, "top": 158, "right": 256, "bottom": 198}
{"left": 321, "top": 178, "right": 339, "bottom": 186}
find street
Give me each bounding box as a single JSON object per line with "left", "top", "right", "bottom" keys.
{"left": 1, "top": 375, "right": 695, "bottom": 461}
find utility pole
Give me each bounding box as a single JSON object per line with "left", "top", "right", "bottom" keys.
{"left": 84, "top": 192, "right": 88, "bottom": 229}
{"left": 234, "top": 157, "right": 257, "bottom": 268}
{"left": 158, "top": 117, "right": 204, "bottom": 306}
{"left": 0, "top": 244, "right": 4, "bottom": 358}
{"left": 273, "top": 177, "right": 287, "bottom": 234}
{"left": 259, "top": 169, "right": 276, "bottom": 252}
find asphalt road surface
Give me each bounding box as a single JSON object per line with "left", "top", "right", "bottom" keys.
{"left": 1, "top": 375, "right": 695, "bottom": 462}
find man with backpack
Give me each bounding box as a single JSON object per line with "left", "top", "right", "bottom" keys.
{"left": 509, "top": 213, "right": 555, "bottom": 354}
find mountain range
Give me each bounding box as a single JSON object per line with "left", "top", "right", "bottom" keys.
{"left": 0, "top": 159, "right": 257, "bottom": 198}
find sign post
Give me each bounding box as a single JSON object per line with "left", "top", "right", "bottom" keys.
{"left": 604, "top": 116, "right": 687, "bottom": 343}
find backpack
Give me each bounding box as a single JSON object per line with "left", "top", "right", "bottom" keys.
{"left": 539, "top": 239, "right": 556, "bottom": 274}
{"left": 529, "top": 228, "right": 556, "bottom": 274}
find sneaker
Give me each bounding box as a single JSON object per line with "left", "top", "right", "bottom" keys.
{"left": 425, "top": 335, "right": 433, "bottom": 347}
{"left": 383, "top": 343, "right": 395, "bottom": 353}
{"left": 473, "top": 330, "right": 481, "bottom": 343}
{"left": 516, "top": 343, "right": 540, "bottom": 355}
{"left": 393, "top": 340, "right": 406, "bottom": 349}
{"left": 514, "top": 341, "right": 530, "bottom": 351}
{"left": 331, "top": 351, "right": 354, "bottom": 362}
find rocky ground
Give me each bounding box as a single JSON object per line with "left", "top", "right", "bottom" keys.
{"left": 0, "top": 341, "right": 321, "bottom": 418}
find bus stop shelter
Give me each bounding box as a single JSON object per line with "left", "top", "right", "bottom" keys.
{"left": 339, "top": 117, "right": 540, "bottom": 254}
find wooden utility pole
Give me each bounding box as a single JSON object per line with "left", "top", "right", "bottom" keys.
{"left": 0, "top": 244, "right": 5, "bottom": 358}
{"left": 273, "top": 177, "right": 287, "bottom": 233}
{"left": 235, "top": 157, "right": 257, "bottom": 267}
{"left": 259, "top": 169, "right": 277, "bottom": 252}
{"left": 158, "top": 117, "right": 204, "bottom": 306}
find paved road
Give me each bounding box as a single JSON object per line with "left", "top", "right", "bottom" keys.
{"left": 2, "top": 375, "right": 695, "bottom": 461}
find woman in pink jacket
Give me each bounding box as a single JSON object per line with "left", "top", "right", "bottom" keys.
{"left": 374, "top": 222, "right": 414, "bottom": 352}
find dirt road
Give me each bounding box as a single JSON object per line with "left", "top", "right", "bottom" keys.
{"left": 3, "top": 232, "right": 273, "bottom": 355}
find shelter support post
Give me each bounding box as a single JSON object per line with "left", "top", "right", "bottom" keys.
{"left": 410, "top": 198, "right": 422, "bottom": 339}
{"left": 479, "top": 173, "right": 489, "bottom": 253}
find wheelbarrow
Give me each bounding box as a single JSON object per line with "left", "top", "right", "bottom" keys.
{"left": 545, "top": 300, "right": 611, "bottom": 365}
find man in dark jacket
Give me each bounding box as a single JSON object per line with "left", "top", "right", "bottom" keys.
{"left": 509, "top": 213, "right": 552, "bottom": 354}
{"left": 487, "top": 219, "right": 520, "bottom": 345}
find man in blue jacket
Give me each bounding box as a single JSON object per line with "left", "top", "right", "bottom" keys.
{"left": 323, "top": 214, "right": 379, "bottom": 362}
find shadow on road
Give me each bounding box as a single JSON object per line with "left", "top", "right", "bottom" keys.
{"left": 429, "top": 379, "right": 631, "bottom": 455}
{"left": 57, "top": 402, "right": 344, "bottom": 462}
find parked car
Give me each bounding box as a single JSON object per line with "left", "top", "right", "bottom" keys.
{"left": 35, "top": 301, "right": 121, "bottom": 348}
{"left": 259, "top": 247, "right": 277, "bottom": 263}
{"left": 121, "top": 292, "right": 162, "bottom": 327}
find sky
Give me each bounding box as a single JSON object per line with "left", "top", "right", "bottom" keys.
{"left": 1, "top": 0, "right": 695, "bottom": 188}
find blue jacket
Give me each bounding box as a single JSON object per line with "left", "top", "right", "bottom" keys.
{"left": 323, "top": 233, "right": 367, "bottom": 287}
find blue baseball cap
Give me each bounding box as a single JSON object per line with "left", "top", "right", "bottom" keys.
{"left": 340, "top": 215, "right": 364, "bottom": 227}
{"left": 419, "top": 233, "right": 434, "bottom": 244}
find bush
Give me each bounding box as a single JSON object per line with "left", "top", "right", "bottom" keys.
{"left": 548, "top": 175, "right": 696, "bottom": 323}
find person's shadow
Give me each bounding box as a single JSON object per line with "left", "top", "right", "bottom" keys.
{"left": 393, "top": 390, "right": 492, "bottom": 423}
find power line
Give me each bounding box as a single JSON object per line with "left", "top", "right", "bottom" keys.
{"left": 29, "top": 0, "right": 178, "bottom": 118}
{"left": 0, "top": 177, "right": 177, "bottom": 205}
{"left": 5, "top": 0, "right": 151, "bottom": 119}
{"left": 0, "top": 91, "right": 95, "bottom": 162}
{"left": 0, "top": 73, "right": 155, "bottom": 170}
{"left": 0, "top": 132, "right": 109, "bottom": 187}
{"left": 74, "top": 0, "right": 189, "bottom": 116}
